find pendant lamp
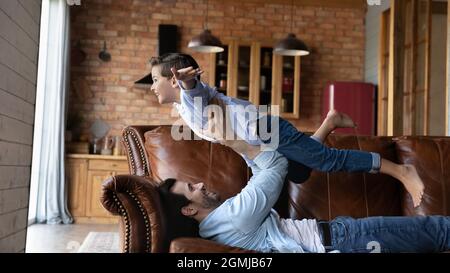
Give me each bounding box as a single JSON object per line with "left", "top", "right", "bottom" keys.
{"left": 273, "top": 0, "right": 310, "bottom": 56}
{"left": 188, "top": 0, "right": 224, "bottom": 53}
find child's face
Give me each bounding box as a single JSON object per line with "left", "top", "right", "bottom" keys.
{"left": 150, "top": 65, "right": 179, "bottom": 104}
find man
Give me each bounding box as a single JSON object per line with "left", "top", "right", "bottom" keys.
{"left": 164, "top": 139, "right": 450, "bottom": 253}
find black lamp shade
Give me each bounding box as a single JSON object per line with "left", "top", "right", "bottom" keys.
{"left": 188, "top": 29, "right": 224, "bottom": 53}
{"left": 274, "top": 33, "right": 310, "bottom": 56}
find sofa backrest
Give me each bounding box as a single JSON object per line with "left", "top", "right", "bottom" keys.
{"left": 143, "top": 125, "right": 250, "bottom": 200}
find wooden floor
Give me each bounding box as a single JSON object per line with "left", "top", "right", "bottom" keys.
{"left": 25, "top": 223, "right": 119, "bottom": 253}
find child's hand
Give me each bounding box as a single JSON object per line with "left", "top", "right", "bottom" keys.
{"left": 171, "top": 66, "right": 204, "bottom": 89}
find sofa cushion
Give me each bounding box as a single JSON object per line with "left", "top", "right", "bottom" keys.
{"left": 144, "top": 125, "right": 249, "bottom": 200}
{"left": 288, "top": 135, "right": 402, "bottom": 220}
{"left": 395, "top": 137, "right": 450, "bottom": 216}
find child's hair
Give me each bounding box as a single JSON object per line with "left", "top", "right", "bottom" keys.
{"left": 150, "top": 53, "right": 200, "bottom": 80}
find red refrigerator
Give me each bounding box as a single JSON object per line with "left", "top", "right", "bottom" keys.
{"left": 322, "top": 82, "right": 377, "bottom": 136}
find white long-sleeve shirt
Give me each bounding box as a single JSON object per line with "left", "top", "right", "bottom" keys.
{"left": 199, "top": 151, "right": 325, "bottom": 253}
{"left": 173, "top": 80, "right": 262, "bottom": 145}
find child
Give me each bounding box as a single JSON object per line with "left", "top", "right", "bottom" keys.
{"left": 149, "top": 53, "right": 425, "bottom": 207}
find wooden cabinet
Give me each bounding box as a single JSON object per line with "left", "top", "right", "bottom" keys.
{"left": 67, "top": 158, "right": 87, "bottom": 217}
{"left": 211, "top": 44, "right": 231, "bottom": 95}
{"left": 66, "top": 154, "right": 129, "bottom": 223}
{"left": 208, "top": 40, "right": 301, "bottom": 119}
{"left": 273, "top": 54, "right": 301, "bottom": 119}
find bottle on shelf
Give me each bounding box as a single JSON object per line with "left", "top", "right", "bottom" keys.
{"left": 219, "top": 73, "right": 227, "bottom": 89}
{"left": 263, "top": 52, "right": 271, "bottom": 67}
{"left": 89, "top": 137, "right": 100, "bottom": 154}
{"left": 282, "top": 77, "right": 293, "bottom": 93}
{"left": 218, "top": 53, "right": 226, "bottom": 66}
{"left": 113, "top": 136, "right": 122, "bottom": 156}
{"left": 260, "top": 75, "right": 266, "bottom": 91}
{"left": 281, "top": 98, "right": 287, "bottom": 113}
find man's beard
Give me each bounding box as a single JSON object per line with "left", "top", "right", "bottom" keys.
{"left": 201, "top": 194, "right": 222, "bottom": 209}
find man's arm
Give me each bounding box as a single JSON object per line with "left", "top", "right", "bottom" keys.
{"left": 219, "top": 139, "right": 261, "bottom": 160}
{"left": 224, "top": 141, "right": 288, "bottom": 233}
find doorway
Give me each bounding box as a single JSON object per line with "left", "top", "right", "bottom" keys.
{"left": 378, "top": 0, "right": 448, "bottom": 136}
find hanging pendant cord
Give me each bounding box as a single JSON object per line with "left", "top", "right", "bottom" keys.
{"left": 290, "top": 0, "right": 294, "bottom": 33}
{"left": 205, "top": 0, "right": 209, "bottom": 30}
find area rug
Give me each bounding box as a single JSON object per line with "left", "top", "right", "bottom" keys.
{"left": 77, "top": 232, "right": 120, "bottom": 253}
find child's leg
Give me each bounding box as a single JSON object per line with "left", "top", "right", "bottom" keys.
{"left": 275, "top": 117, "right": 377, "bottom": 173}
{"left": 312, "top": 110, "right": 356, "bottom": 143}
{"left": 312, "top": 110, "right": 424, "bottom": 207}
{"left": 286, "top": 110, "right": 356, "bottom": 184}
{"left": 379, "top": 159, "right": 424, "bottom": 208}
{"left": 273, "top": 113, "right": 425, "bottom": 207}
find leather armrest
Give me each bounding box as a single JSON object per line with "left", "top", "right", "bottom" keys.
{"left": 169, "top": 237, "right": 257, "bottom": 253}
{"left": 102, "top": 174, "right": 166, "bottom": 253}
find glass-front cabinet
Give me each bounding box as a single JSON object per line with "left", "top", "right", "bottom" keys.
{"left": 209, "top": 39, "right": 301, "bottom": 119}
{"left": 258, "top": 47, "right": 274, "bottom": 107}
{"left": 236, "top": 44, "right": 251, "bottom": 101}
{"left": 274, "top": 55, "right": 301, "bottom": 119}
{"left": 209, "top": 45, "right": 230, "bottom": 96}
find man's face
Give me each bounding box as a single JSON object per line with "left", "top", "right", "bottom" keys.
{"left": 170, "top": 180, "right": 221, "bottom": 209}
{"left": 150, "top": 65, "right": 178, "bottom": 104}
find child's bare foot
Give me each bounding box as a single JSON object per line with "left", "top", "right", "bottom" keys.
{"left": 399, "top": 164, "right": 425, "bottom": 207}
{"left": 325, "top": 109, "right": 357, "bottom": 130}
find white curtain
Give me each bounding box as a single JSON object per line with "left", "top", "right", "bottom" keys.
{"left": 28, "top": 0, "right": 73, "bottom": 224}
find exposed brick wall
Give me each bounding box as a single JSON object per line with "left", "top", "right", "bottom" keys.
{"left": 69, "top": 0, "right": 365, "bottom": 140}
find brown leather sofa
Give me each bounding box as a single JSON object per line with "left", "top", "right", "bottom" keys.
{"left": 101, "top": 125, "right": 450, "bottom": 253}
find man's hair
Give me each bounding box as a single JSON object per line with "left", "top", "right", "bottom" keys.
{"left": 158, "top": 178, "right": 199, "bottom": 243}
{"left": 149, "top": 53, "right": 200, "bottom": 80}
{"left": 158, "top": 178, "right": 190, "bottom": 209}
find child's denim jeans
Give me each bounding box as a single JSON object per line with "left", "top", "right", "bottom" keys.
{"left": 262, "top": 116, "right": 380, "bottom": 173}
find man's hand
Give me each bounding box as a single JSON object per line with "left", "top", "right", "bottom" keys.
{"left": 171, "top": 66, "right": 204, "bottom": 90}
{"left": 203, "top": 98, "right": 261, "bottom": 160}
{"left": 220, "top": 139, "right": 261, "bottom": 160}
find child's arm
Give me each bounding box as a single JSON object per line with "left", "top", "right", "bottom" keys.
{"left": 171, "top": 66, "right": 222, "bottom": 141}
{"left": 171, "top": 66, "right": 203, "bottom": 90}
{"left": 171, "top": 66, "right": 258, "bottom": 147}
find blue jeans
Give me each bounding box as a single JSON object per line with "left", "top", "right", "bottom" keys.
{"left": 261, "top": 116, "right": 379, "bottom": 173}
{"left": 329, "top": 216, "right": 450, "bottom": 253}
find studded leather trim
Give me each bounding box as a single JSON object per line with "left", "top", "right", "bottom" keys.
{"left": 112, "top": 192, "right": 130, "bottom": 252}
{"left": 127, "top": 190, "right": 151, "bottom": 253}
{"left": 122, "top": 130, "right": 149, "bottom": 177}
{"left": 112, "top": 191, "right": 151, "bottom": 253}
